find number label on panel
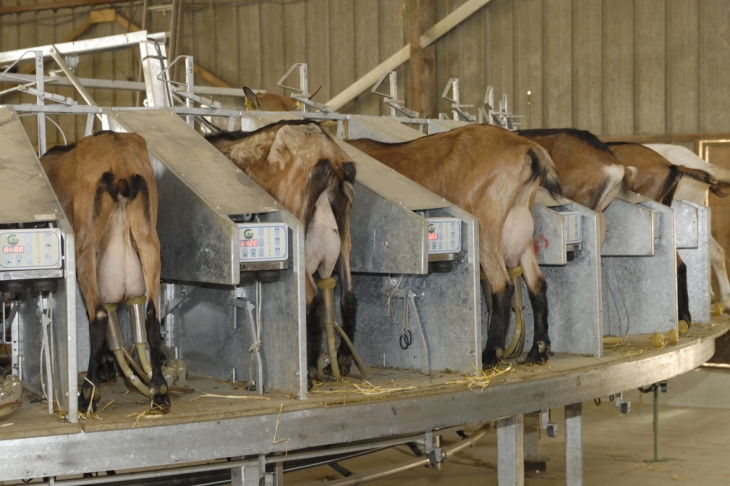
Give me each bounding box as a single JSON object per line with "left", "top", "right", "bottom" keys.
{"left": 238, "top": 223, "right": 289, "bottom": 262}
{"left": 0, "top": 229, "right": 62, "bottom": 270}
{"left": 426, "top": 217, "right": 461, "bottom": 254}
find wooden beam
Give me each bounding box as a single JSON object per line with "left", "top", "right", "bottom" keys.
{"left": 0, "top": 0, "right": 132, "bottom": 15}
{"left": 327, "top": 0, "right": 493, "bottom": 111}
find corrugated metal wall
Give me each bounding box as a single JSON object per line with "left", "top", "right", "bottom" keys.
{"left": 2, "top": 0, "right": 730, "bottom": 145}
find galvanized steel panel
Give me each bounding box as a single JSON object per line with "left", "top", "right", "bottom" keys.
{"left": 601, "top": 193, "right": 655, "bottom": 256}
{"left": 677, "top": 200, "right": 711, "bottom": 324}
{"left": 0, "top": 106, "right": 62, "bottom": 224}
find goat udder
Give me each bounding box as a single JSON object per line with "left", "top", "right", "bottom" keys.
{"left": 305, "top": 191, "right": 341, "bottom": 280}
{"left": 502, "top": 206, "right": 534, "bottom": 269}
{"left": 97, "top": 208, "right": 146, "bottom": 304}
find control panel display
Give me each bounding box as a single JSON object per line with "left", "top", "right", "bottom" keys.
{"left": 426, "top": 217, "right": 461, "bottom": 254}
{"left": 0, "top": 229, "right": 62, "bottom": 270}
{"left": 238, "top": 223, "right": 288, "bottom": 262}
{"left": 563, "top": 212, "right": 582, "bottom": 244}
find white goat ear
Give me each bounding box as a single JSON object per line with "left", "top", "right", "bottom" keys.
{"left": 243, "top": 87, "right": 260, "bottom": 111}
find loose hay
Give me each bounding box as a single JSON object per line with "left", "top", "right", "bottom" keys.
{"left": 310, "top": 378, "right": 417, "bottom": 397}
{"left": 191, "top": 391, "right": 270, "bottom": 402}
{"left": 444, "top": 362, "right": 514, "bottom": 392}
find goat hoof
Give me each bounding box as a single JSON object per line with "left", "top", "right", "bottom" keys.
{"left": 523, "top": 341, "right": 550, "bottom": 365}
{"left": 481, "top": 350, "right": 499, "bottom": 370}
{"left": 149, "top": 378, "right": 171, "bottom": 413}
{"left": 337, "top": 355, "right": 353, "bottom": 377}
{"left": 78, "top": 384, "right": 101, "bottom": 413}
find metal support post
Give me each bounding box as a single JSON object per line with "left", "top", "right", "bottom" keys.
{"left": 497, "top": 415, "right": 524, "bottom": 486}
{"left": 184, "top": 56, "right": 194, "bottom": 127}
{"left": 565, "top": 403, "right": 582, "bottom": 486}
{"left": 524, "top": 411, "right": 545, "bottom": 473}
{"left": 34, "top": 50, "right": 46, "bottom": 156}
{"left": 230, "top": 465, "right": 259, "bottom": 486}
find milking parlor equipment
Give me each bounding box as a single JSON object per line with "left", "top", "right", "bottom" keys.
{"left": 0, "top": 106, "right": 77, "bottom": 422}
{"left": 366, "top": 73, "right": 603, "bottom": 359}
{"left": 0, "top": 33, "right": 307, "bottom": 400}
{"left": 0, "top": 33, "right": 725, "bottom": 486}
{"left": 227, "top": 64, "right": 482, "bottom": 375}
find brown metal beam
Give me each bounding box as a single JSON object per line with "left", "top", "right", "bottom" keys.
{"left": 0, "top": 0, "right": 133, "bottom": 15}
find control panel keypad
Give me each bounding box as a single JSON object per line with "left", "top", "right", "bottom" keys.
{"left": 238, "top": 223, "right": 288, "bottom": 262}
{"left": 0, "top": 229, "right": 62, "bottom": 270}
{"left": 426, "top": 217, "right": 461, "bottom": 254}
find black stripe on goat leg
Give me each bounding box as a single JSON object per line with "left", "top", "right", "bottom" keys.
{"left": 97, "top": 340, "right": 118, "bottom": 384}
{"left": 307, "top": 294, "right": 324, "bottom": 388}
{"left": 521, "top": 247, "right": 551, "bottom": 364}
{"left": 146, "top": 301, "right": 170, "bottom": 412}
{"left": 335, "top": 260, "right": 357, "bottom": 377}
{"left": 677, "top": 254, "right": 692, "bottom": 327}
{"left": 523, "top": 277, "right": 551, "bottom": 364}
{"left": 79, "top": 305, "right": 108, "bottom": 413}
{"left": 482, "top": 282, "right": 515, "bottom": 369}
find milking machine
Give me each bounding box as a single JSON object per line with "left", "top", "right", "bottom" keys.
{"left": 0, "top": 106, "right": 77, "bottom": 422}
{"left": 376, "top": 75, "right": 604, "bottom": 358}
{"left": 104, "top": 106, "right": 307, "bottom": 397}
{"left": 216, "top": 64, "right": 482, "bottom": 375}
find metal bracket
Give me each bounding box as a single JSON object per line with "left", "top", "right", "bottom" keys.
{"left": 157, "top": 55, "right": 221, "bottom": 116}
{"left": 277, "top": 63, "right": 331, "bottom": 113}
{"left": 441, "top": 78, "right": 475, "bottom": 122}
{"left": 371, "top": 71, "right": 419, "bottom": 118}
{"left": 424, "top": 430, "right": 446, "bottom": 469}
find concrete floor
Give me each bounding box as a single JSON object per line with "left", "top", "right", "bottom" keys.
{"left": 286, "top": 393, "right": 730, "bottom": 485}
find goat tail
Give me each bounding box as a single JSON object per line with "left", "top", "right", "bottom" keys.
{"left": 527, "top": 146, "right": 563, "bottom": 199}
{"left": 676, "top": 166, "right": 730, "bottom": 197}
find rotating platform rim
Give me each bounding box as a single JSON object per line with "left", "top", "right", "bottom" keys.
{"left": 0, "top": 317, "right": 727, "bottom": 480}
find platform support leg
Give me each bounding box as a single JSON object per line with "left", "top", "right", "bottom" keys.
{"left": 275, "top": 459, "right": 284, "bottom": 486}
{"left": 565, "top": 402, "right": 583, "bottom": 486}
{"left": 497, "top": 415, "right": 524, "bottom": 486}
{"left": 524, "top": 411, "right": 545, "bottom": 473}
{"left": 230, "top": 465, "right": 259, "bottom": 486}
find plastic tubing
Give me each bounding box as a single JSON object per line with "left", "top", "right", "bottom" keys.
{"left": 105, "top": 304, "right": 150, "bottom": 397}
{"left": 127, "top": 296, "right": 153, "bottom": 379}
{"left": 504, "top": 266, "right": 525, "bottom": 358}
{"left": 317, "top": 278, "right": 341, "bottom": 380}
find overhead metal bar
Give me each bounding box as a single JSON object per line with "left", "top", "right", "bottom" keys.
{"left": 326, "top": 0, "right": 493, "bottom": 111}
{"left": 0, "top": 31, "right": 163, "bottom": 66}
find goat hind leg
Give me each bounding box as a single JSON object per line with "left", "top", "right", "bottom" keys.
{"left": 80, "top": 306, "right": 108, "bottom": 413}
{"left": 335, "top": 255, "right": 357, "bottom": 376}
{"left": 306, "top": 294, "right": 324, "bottom": 387}
{"left": 144, "top": 301, "right": 170, "bottom": 412}
{"left": 520, "top": 247, "right": 551, "bottom": 364}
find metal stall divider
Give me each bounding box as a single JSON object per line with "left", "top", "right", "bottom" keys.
{"left": 106, "top": 107, "right": 307, "bottom": 397}
{"left": 673, "top": 200, "right": 711, "bottom": 324}
{"left": 601, "top": 191, "right": 678, "bottom": 336}
{"left": 0, "top": 106, "right": 77, "bottom": 422}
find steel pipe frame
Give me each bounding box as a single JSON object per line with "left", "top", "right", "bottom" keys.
{"left": 0, "top": 321, "right": 725, "bottom": 480}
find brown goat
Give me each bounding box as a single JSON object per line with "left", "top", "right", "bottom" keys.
{"left": 518, "top": 129, "right": 631, "bottom": 244}
{"left": 206, "top": 120, "right": 357, "bottom": 383}
{"left": 607, "top": 142, "right": 729, "bottom": 325}
{"left": 243, "top": 87, "right": 300, "bottom": 112}
{"left": 40, "top": 131, "right": 168, "bottom": 413}
{"left": 348, "top": 124, "right": 562, "bottom": 367}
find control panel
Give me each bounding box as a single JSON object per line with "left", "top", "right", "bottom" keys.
{"left": 426, "top": 217, "right": 461, "bottom": 254}
{"left": 0, "top": 228, "right": 62, "bottom": 270}
{"left": 563, "top": 212, "right": 582, "bottom": 245}
{"left": 238, "top": 223, "right": 289, "bottom": 262}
